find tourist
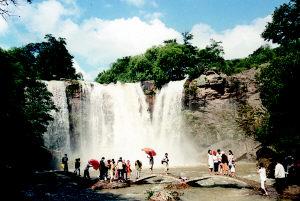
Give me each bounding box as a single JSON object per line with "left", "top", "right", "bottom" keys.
{"left": 74, "top": 158, "right": 80, "bottom": 176}
{"left": 230, "top": 162, "right": 236, "bottom": 177}
{"left": 135, "top": 160, "right": 142, "bottom": 179}
{"left": 216, "top": 149, "right": 222, "bottom": 174}
{"left": 221, "top": 151, "right": 229, "bottom": 175}
{"left": 207, "top": 150, "right": 214, "bottom": 174}
{"left": 62, "top": 154, "right": 69, "bottom": 172}
{"left": 117, "top": 157, "right": 123, "bottom": 180}
{"left": 122, "top": 160, "right": 127, "bottom": 180}
{"left": 84, "top": 162, "right": 92, "bottom": 179}
{"left": 258, "top": 163, "right": 268, "bottom": 195}
{"left": 212, "top": 150, "right": 219, "bottom": 174}
{"left": 161, "top": 153, "right": 170, "bottom": 174}
{"left": 148, "top": 154, "right": 154, "bottom": 172}
{"left": 99, "top": 157, "right": 106, "bottom": 180}
{"left": 109, "top": 159, "right": 116, "bottom": 182}
{"left": 274, "top": 160, "right": 286, "bottom": 194}
{"left": 228, "top": 150, "right": 235, "bottom": 170}
{"left": 126, "top": 160, "right": 132, "bottom": 180}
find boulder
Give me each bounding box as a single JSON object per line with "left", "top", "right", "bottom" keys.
{"left": 91, "top": 180, "right": 130, "bottom": 190}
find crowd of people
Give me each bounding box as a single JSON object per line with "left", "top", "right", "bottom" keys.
{"left": 61, "top": 152, "right": 170, "bottom": 182}
{"left": 207, "top": 149, "right": 235, "bottom": 177}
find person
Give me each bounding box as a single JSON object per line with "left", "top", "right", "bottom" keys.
{"left": 135, "top": 160, "right": 142, "bottom": 179}
{"left": 258, "top": 163, "right": 268, "bottom": 195}
{"left": 207, "top": 150, "right": 214, "bottom": 174}
{"left": 74, "top": 158, "right": 80, "bottom": 176}
{"left": 126, "top": 160, "right": 132, "bottom": 180}
{"left": 212, "top": 150, "right": 219, "bottom": 174}
{"left": 161, "top": 153, "right": 170, "bottom": 174}
{"left": 274, "top": 160, "right": 286, "bottom": 194}
{"left": 117, "top": 157, "right": 123, "bottom": 180}
{"left": 230, "top": 162, "right": 236, "bottom": 177}
{"left": 62, "top": 154, "right": 69, "bottom": 172}
{"left": 228, "top": 150, "right": 235, "bottom": 170}
{"left": 221, "top": 151, "right": 229, "bottom": 176}
{"left": 84, "top": 162, "right": 92, "bottom": 179}
{"left": 109, "top": 159, "right": 116, "bottom": 182}
{"left": 216, "top": 149, "right": 222, "bottom": 174}
{"left": 148, "top": 154, "right": 154, "bottom": 172}
{"left": 99, "top": 157, "right": 106, "bottom": 180}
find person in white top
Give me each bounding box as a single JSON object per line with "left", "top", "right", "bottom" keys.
{"left": 274, "top": 161, "right": 286, "bottom": 194}
{"left": 257, "top": 163, "right": 268, "bottom": 195}
{"left": 207, "top": 150, "right": 214, "bottom": 174}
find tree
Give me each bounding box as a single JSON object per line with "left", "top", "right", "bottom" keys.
{"left": 186, "top": 39, "right": 225, "bottom": 79}
{"left": 262, "top": 0, "right": 300, "bottom": 45}
{"left": 258, "top": 0, "right": 300, "bottom": 154}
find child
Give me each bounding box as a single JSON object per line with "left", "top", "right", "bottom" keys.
{"left": 74, "top": 158, "right": 80, "bottom": 176}
{"left": 230, "top": 163, "right": 236, "bottom": 177}
{"left": 258, "top": 163, "right": 268, "bottom": 195}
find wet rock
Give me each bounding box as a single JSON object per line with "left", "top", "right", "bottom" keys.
{"left": 91, "top": 180, "right": 130, "bottom": 190}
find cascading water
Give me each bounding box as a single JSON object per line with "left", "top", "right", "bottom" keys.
{"left": 44, "top": 81, "right": 71, "bottom": 155}
{"left": 45, "top": 80, "right": 198, "bottom": 167}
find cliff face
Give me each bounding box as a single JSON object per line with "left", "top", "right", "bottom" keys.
{"left": 183, "top": 69, "right": 265, "bottom": 161}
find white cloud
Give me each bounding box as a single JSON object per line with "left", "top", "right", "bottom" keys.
{"left": 121, "top": 0, "right": 145, "bottom": 7}
{"left": 17, "top": 0, "right": 72, "bottom": 36}
{"left": 0, "top": 17, "right": 8, "bottom": 35}
{"left": 60, "top": 17, "right": 181, "bottom": 67}
{"left": 144, "top": 12, "right": 163, "bottom": 20}
{"left": 191, "top": 16, "right": 273, "bottom": 59}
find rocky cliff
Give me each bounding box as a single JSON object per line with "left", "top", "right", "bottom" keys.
{"left": 182, "top": 68, "right": 265, "bottom": 161}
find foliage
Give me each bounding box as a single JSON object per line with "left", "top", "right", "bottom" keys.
{"left": 257, "top": 0, "right": 300, "bottom": 155}
{"left": 0, "top": 48, "right": 56, "bottom": 172}
{"left": 0, "top": 34, "right": 80, "bottom": 176}
{"left": 96, "top": 36, "right": 226, "bottom": 87}
{"left": 262, "top": 0, "right": 300, "bottom": 45}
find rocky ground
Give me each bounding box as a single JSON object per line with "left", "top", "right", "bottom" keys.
{"left": 19, "top": 164, "right": 299, "bottom": 201}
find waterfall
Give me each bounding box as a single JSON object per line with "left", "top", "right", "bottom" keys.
{"left": 45, "top": 80, "right": 198, "bottom": 167}
{"left": 44, "top": 81, "right": 70, "bottom": 155}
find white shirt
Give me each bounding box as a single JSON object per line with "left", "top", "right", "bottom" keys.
{"left": 258, "top": 167, "right": 267, "bottom": 181}
{"left": 275, "top": 163, "right": 285, "bottom": 178}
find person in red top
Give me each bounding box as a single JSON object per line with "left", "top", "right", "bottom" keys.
{"left": 126, "top": 160, "right": 132, "bottom": 180}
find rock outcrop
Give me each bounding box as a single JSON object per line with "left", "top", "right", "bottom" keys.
{"left": 183, "top": 69, "right": 265, "bottom": 161}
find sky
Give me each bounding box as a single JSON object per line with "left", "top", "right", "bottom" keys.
{"left": 0, "top": 0, "right": 288, "bottom": 80}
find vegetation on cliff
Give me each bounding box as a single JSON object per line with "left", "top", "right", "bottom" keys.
{"left": 0, "top": 34, "right": 79, "bottom": 177}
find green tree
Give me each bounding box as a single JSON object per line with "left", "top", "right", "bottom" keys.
{"left": 262, "top": 0, "right": 300, "bottom": 45}
{"left": 258, "top": 0, "right": 300, "bottom": 154}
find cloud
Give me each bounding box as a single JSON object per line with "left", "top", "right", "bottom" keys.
{"left": 144, "top": 12, "right": 163, "bottom": 20}
{"left": 191, "top": 16, "right": 273, "bottom": 59}
{"left": 0, "top": 17, "right": 8, "bottom": 35}
{"left": 121, "top": 0, "right": 145, "bottom": 7}
{"left": 16, "top": 0, "right": 73, "bottom": 36}
{"left": 60, "top": 17, "right": 181, "bottom": 67}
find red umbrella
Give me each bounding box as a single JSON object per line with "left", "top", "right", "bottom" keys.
{"left": 142, "top": 148, "right": 156, "bottom": 157}
{"left": 88, "top": 159, "right": 100, "bottom": 170}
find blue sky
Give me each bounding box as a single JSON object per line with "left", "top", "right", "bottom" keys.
{"left": 0, "top": 0, "right": 288, "bottom": 80}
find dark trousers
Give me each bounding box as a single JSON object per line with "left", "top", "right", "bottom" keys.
{"left": 275, "top": 178, "right": 286, "bottom": 194}
{"left": 63, "top": 163, "right": 68, "bottom": 172}
{"left": 84, "top": 169, "right": 90, "bottom": 179}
